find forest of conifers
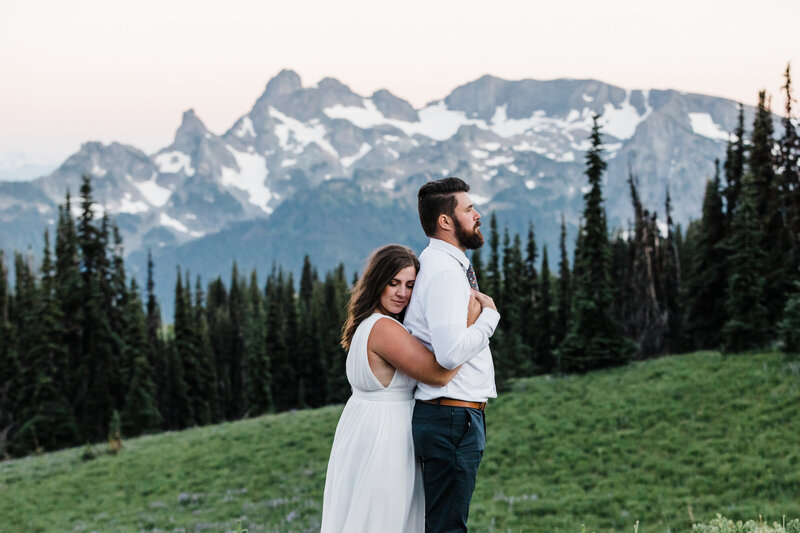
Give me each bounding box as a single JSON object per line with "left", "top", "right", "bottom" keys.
{"left": 1, "top": 66, "right": 798, "bottom": 458}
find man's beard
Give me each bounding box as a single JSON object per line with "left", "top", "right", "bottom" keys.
{"left": 454, "top": 217, "right": 484, "bottom": 250}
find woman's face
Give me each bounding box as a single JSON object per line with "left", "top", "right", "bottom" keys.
{"left": 377, "top": 265, "right": 416, "bottom": 315}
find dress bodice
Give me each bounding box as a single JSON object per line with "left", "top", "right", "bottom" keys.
{"left": 346, "top": 313, "right": 418, "bottom": 394}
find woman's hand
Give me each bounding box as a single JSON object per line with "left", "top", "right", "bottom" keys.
{"left": 467, "top": 291, "right": 481, "bottom": 326}
{"left": 472, "top": 289, "right": 497, "bottom": 311}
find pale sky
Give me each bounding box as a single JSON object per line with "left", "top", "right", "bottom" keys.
{"left": 1, "top": 0, "right": 798, "bottom": 170}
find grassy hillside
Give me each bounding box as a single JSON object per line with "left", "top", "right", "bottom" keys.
{"left": 1, "top": 351, "right": 798, "bottom": 532}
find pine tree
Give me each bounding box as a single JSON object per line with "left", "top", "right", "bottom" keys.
{"left": 194, "top": 276, "right": 221, "bottom": 422}
{"left": 76, "top": 175, "right": 117, "bottom": 440}
{"left": 521, "top": 222, "right": 538, "bottom": 355}
{"left": 325, "top": 265, "right": 351, "bottom": 405}
{"left": 555, "top": 215, "right": 572, "bottom": 347}
{"left": 684, "top": 162, "right": 728, "bottom": 349}
{"left": 121, "top": 278, "right": 163, "bottom": 435}
{"left": 245, "top": 270, "right": 272, "bottom": 414}
{"left": 0, "top": 251, "right": 17, "bottom": 458}
{"left": 267, "top": 268, "right": 295, "bottom": 411}
{"left": 723, "top": 104, "right": 746, "bottom": 221}
{"left": 721, "top": 171, "right": 768, "bottom": 353}
{"left": 557, "top": 115, "right": 636, "bottom": 372}
{"left": 227, "top": 263, "right": 248, "bottom": 418}
{"left": 145, "top": 251, "right": 169, "bottom": 425}
{"left": 54, "top": 194, "right": 83, "bottom": 439}
{"left": 779, "top": 280, "right": 800, "bottom": 353}
{"left": 748, "top": 91, "right": 785, "bottom": 329}
{"left": 776, "top": 64, "right": 800, "bottom": 308}
{"left": 14, "top": 232, "right": 79, "bottom": 453}
{"left": 496, "top": 230, "right": 531, "bottom": 384}
{"left": 206, "top": 276, "right": 232, "bottom": 418}
{"left": 169, "top": 270, "right": 197, "bottom": 427}
{"left": 484, "top": 213, "right": 501, "bottom": 300}
{"left": 534, "top": 246, "right": 555, "bottom": 372}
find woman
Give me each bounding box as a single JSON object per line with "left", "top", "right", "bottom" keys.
{"left": 320, "top": 244, "right": 496, "bottom": 533}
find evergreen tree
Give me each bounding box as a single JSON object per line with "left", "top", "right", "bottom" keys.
{"left": 779, "top": 280, "right": 800, "bottom": 353}
{"left": 684, "top": 162, "right": 729, "bottom": 349}
{"left": 54, "top": 194, "right": 83, "bottom": 430}
{"left": 194, "top": 276, "right": 221, "bottom": 422}
{"left": 620, "top": 173, "right": 669, "bottom": 357}
{"left": 484, "top": 213, "right": 501, "bottom": 300}
{"left": 325, "top": 265, "right": 351, "bottom": 405}
{"left": 267, "top": 268, "right": 295, "bottom": 411}
{"left": 521, "top": 222, "right": 538, "bottom": 355}
{"left": 533, "top": 246, "right": 555, "bottom": 372}
{"left": 145, "top": 251, "right": 169, "bottom": 425}
{"left": 227, "top": 263, "right": 248, "bottom": 418}
{"left": 496, "top": 230, "right": 531, "bottom": 384}
{"left": 170, "top": 270, "right": 197, "bottom": 427}
{"left": 554, "top": 215, "right": 572, "bottom": 347}
{"left": 660, "top": 188, "right": 682, "bottom": 353}
{"left": 470, "top": 248, "right": 484, "bottom": 287}
{"left": 206, "top": 276, "right": 232, "bottom": 417}
{"left": 163, "top": 334, "right": 193, "bottom": 429}
{"left": 776, "top": 64, "right": 800, "bottom": 311}
{"left": 723, "top": 104, "right": 746, "bottom": 220}
{"left": 721, "top": 171, "right": 768, "bottom": 353}
{"left": 557, "top": 115, "right": 636, "bottom": 372}
{"left": 0, "top": 251, "right": 16, "bottom": 458}
{"left": 14, "top": 232, "right": 79, "bottom": 453}
{"left": 174, "top": 269, "right": 211, "bottom": 425}
{"left": 121, "top": 278, "right": 163, "bottom": 435}
{"left": 245, "top": 270, "right": 272, "bottom": 414}
{"left": 75, "top": 175, "right": 117, "bottom": 440}
{"left": 748, "top": 91, "right": 785, "bottom": 329}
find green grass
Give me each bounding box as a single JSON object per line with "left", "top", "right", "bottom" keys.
{"left": 1, "top": 351, "right": 798, "bottom": 532}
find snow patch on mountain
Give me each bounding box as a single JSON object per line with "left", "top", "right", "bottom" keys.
{"left": 688, "top": 113, "right": 730, "bottom": 141}
{"left": 341, "top": 143, "right": 372, "bottom": 168}
{"left": 600, "top": 90, "right": 651, "bottom": 140}
{"left": 269, "top": 107, "right": 338, "bottom": 157}
{"left": 155, "top": 151, "right": 195, "bottom": 176}
{"left": 221, "top": 148, "right": 273, "bottom": 214}
{"left": 159, "top": 213, "right": 204, "bottom": 237}
{"left": 234, "top": 117, "right": 256, "bottom": 138}
{"left": 132, "top": 174, "right": 172, "bottom": 207}
{"left": 118, "top": 193, "right": 149, "bottom": 214}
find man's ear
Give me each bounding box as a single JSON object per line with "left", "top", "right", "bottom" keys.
{"left": 438, "top": 214, "right": 451, "bottom": 232}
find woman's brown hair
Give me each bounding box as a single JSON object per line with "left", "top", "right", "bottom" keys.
{"left": 341, "top": 244, "right": 420, "bottom": 350}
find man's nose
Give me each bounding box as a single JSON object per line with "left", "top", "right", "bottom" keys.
{"left": 475, "top": 209, "right": 481, "bottom": 220}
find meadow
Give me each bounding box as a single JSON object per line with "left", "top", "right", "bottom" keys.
{"left": 1, "top": 350, "right": 798, "bottom": 532}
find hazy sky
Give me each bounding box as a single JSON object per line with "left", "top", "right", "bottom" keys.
{"left": 1, "top": 0, "right": 798, "bottom": 167}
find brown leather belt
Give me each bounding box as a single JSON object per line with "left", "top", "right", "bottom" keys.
{"left": 421, "top": 397, "right": 487, "bottom": 411}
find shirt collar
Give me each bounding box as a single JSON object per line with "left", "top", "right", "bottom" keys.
{"left": 429, "top": 238, "right": 470, "bottom": 271}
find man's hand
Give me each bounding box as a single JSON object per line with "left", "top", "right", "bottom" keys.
{"left": 467, "top": 291, "right": 481, "bottom": 326}
{"left": 471, "top": 289, "right": 497, "bottom": 311}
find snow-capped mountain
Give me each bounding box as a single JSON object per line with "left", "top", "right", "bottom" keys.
{"left": 0, "top": 69, "right": 770, "bottom": 312}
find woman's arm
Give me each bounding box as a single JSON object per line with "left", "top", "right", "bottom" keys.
{"left": 368, "top": 317, "right": 459, "bottom": 387}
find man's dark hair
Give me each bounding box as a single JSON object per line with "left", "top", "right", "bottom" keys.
{"left": 417, "top": 177, "right": 470, "bottom": 237}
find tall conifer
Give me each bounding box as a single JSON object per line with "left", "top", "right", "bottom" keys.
{"left": 557, "top": 116, "right": 636, "bottom": 372}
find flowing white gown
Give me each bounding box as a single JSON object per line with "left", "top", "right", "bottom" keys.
{"left": 320, "top": 313, "right": 424, "bottom": 533}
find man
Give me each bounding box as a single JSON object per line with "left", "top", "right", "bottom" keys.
{"left": 404, "top": 177, "right": 500, "bottom": 532}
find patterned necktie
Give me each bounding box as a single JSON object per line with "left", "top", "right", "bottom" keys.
{"left": 466, "top": 264, "right": 479, "bottom": 290}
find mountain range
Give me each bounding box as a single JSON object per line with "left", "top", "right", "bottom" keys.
{"left": 0, "top": 69, "right": 771, "bottom": 316}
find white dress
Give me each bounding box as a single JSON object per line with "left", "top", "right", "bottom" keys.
{"left": 320, "top": 313, "right": 424, "bottom": 533}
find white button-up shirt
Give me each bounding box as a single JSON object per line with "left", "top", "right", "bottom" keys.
{"left": 404, "top": 238, "right": 499, "bottom": 402}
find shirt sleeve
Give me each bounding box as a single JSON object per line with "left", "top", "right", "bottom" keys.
{"left": 424, "top": 270, "right": 501, "bottom": 370}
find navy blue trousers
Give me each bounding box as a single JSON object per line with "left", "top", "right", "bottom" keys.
{"left": 412, "top": 401, "right": 486, "bottom": 533}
